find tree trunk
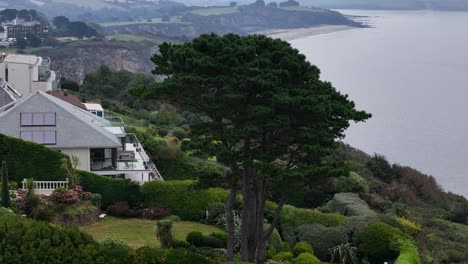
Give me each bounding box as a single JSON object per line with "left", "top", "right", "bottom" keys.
{"left": 226, "top": 166, "right": 239, "bottom": 263}
{"left": 240, "top": 167, "right": 258, "bottom": 262}
{"left": 255, "top": 176, "right": 267, "bottom": 264}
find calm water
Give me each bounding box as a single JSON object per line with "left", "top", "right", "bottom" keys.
{"left": 290, "top": 10, "right": 468, "bottom": 198}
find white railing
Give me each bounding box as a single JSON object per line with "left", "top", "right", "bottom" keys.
{"left": 21, "top": 178, "right": 69, "bottom": 196}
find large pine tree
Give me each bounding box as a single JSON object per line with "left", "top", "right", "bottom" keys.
{"left": 133, "top": 33, "right": 371, "bottom": 263}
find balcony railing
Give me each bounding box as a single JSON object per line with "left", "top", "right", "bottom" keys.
{"left": 21, "top": 178, "right": 69, "bottom": 196}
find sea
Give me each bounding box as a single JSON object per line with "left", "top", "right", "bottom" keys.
{"left": 290, "top": 10, "right": 468, "bottom": 198}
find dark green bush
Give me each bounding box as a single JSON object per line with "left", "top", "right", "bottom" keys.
{"left": 134, "top": 246, "right": 164, "bottom": 264}
{"left": 267, "top": 227, "right": 284, "bottom": 252}
{"left": 173, "top": 129, "right": 188, "bottom": 140}
{"left": 165, "top": 248, "right": 212, "bottom": 264}
{"left": 0, "top": 133, "right": 68, "bottom": 183}
{"left": 206, "top": 202, "right": 225, "bottom": 223}
{"left": 186, "top": 231, "right": 204, "bottom": 246}
{"left": 172, "top": 240, "right": 190, "bottom": 248}
{"left": 294, "top": 224, "right": 349, "bottom": 260}
{"left": 199, "top": 235, "right": 225, "bottom": 248}
{"left": 335, "top": 172, "right": 369, "bottom": 195}
{"left": 107, "top": 201, "right": 142, "bottom": 217}
{"left": 142, "top": 180, "right": 228, "bottom": 221}
{"left": 210, "top": 231, "right": 227, "bottom": 245}
{"left": 266, "top": 245, "right": 277, "bottom": 259}
{"left": 101, "top": 238, "right": 133, "bottom": 263}
{"left": 357, "top": 222, "right": 408, "bottom": 264}
{"left": 293, "top": 252, "right": 321, "bottom": 264}
{"left": 293, "top": 241, "right": 314, "bottom": 257}
{"left": 79, "top": 170, "right": 142, "bottom": 207}
{"left": 158, "top": 128, "right": 169, "bottom": 137}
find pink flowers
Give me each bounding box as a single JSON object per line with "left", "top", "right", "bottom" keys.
{"left": 50, "top": 188, "right": 79, "bottom": 204}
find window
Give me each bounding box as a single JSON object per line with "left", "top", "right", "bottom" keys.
{"left": 20, "top": 131, "right": 56, "bottom": 145}
{"left": 21, "top": 112, "right": 56, "bottom": 126}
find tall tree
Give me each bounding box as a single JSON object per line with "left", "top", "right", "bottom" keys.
{"left": 52, "top": 16, "right": 70, "bottom": 28}
{"left": 132, "top": 34, "right": 370, "bottom": 263}
{"left": 1, "top": 161, "right": 11, "bottom": 207}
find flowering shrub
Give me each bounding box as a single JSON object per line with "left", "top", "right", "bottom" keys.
{"left": 50, "top": 188, "right": 79, "bottom": 204}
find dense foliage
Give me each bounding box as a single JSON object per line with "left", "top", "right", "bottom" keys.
{"left": 0, "top": 134, "right": 68, "bottom": 184}
{"left": 78, "top": 170, "right": 142, "bottom": 207}
{"left": 142, "top": 180, "right": 228, "bottom": 221}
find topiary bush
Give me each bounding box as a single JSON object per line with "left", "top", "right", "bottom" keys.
{"left": 272, "top": 251, "right": 294, "bottom": 262}
{"left": 199, "top": 235, "right": 225, "bottom": 248}
{"left": 156, "top": 219, "right": 174, "bottom": 249}
{"left": 293, "top": 241, "right": 314, "bottom": 257}
{"left": 335, "top": 172, "right": 369, "bottom": 195}
{"left": 266, "top": 245, "right": 277, "bottom": 259}
{"left": 267, "top": 227, "right": 284, "bottom": 253}
{"left": 206, "top": 202, "right": 225, "bottom": 224}
{"left": 172, "top": 240, "right": 190, "bottom": 248}
{"left": 210, "top": 231, "right": 227, "bottom": 246}
{"left": 331, "top": 193, "right": 377, "bottom": 217}
{"left": 357, "top": 222, "right": 409, "bottom": 264}
{"left": 79, "top": 170, "right": 142, "bottom": 208}
{"left": 294, "top": 224, "right": 349, "bottom": 260}
{"left": 186, "top": 231, "right": 204, "bottom": 246}
{"left": 142, "top": 180, "right": 228, "bottom": 221}
{"left": 395, "top": 239, "right": 420, "bottom": 264}
{"left": 293, "top": 253, "right": 321, "bottom": 264}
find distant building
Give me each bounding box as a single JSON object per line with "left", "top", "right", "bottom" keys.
{"left": 1, "top": 17, "right": 48, "bottom": 38}
{"left": 0, "top": 91, "right": 163, "bottom": 183}
{"left": 0, "top": 53, "right": 59, "bottom": 96}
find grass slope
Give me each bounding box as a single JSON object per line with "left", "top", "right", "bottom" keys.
{"left": 100, "top": 17, "right": 187, "bottom": 27}
{"left": 81, "top": 216, "right": 222, "bottom": 248}
{"left": 191, "top": 7, "right": 239, "bottom": 16}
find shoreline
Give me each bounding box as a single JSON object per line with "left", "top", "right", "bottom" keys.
{"left": 256, "top": 25, "right": 356, "bottom": 41}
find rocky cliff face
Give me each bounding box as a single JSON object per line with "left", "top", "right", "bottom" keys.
{"left": 34, "top": 41, "right": 157, "bottom": 84}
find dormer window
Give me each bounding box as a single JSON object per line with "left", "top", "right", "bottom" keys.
{"left": 21, "top": 112, "right": 56, "bottom": 126}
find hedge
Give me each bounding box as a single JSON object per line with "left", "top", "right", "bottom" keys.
{"left": 142, "top": 180, "right": 228, "bottom": 221}
{"left": 331, "top": 193, "right": 377, "bottom": 217}
{"left": 78, "top": 170, "right": 142, "bottom": 207}
{"left": 294, "top": 224, "right": 349, "bottom": 260}
{"left": 0, "top": 133, "right": 68, "bottom": 183}
{"left": 395, "top": 240, "right": 420, "bottom": 264}
{"left": 293, "top": 253, "right": 321, "bottom": 264}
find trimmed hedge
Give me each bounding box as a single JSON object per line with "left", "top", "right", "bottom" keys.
{"left": 395, "top": 240, "right": 420, "bottom": 264}
{"left": 293, "top": 253, "right": 321, "bottom": 264}
{"left": 293, "top": 241, "right": 314, "bottom": 257}
{"left": 142, "top": 180, "right": 228, "bottom": 221}
{"left": 331, "top": 193, "right": 377, "bottom": 217}
{"left": 294, "top": 224, "right": 349, "bottom": 260}
{"left": 78, "top": 171, "right": 142, "bottom": 207}
{"left": 0, "top": 133, "right": 68, "bottom": 183}
{"left": 357, "top": 222, "right": 409, "bottom": 264}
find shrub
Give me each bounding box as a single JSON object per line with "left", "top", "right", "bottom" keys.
{"left": 357, "top": 222, "right": 409, "bottom": 264}
{"left": 165, "top": 248, "right": 212, "bottom": 264}
{"left": 101, "top": 238, "right": 133, "bottom": 263}
{"left": 156, "top": 219, "right": 174, "bottom": 249}
{"left": 199, "top": 235, "right": 225, "bottom": 248}
{"left": 395, "top": 239, "right": 420, "bottom": 264}
{"left": 331, "top": 193, "right": 377, "bottom": 217}
{"left": 275, "top": 203, "right": 347, "bottom": 245}
{"left": 173, "top": 129, "right": 188, "bottom": 140}
{"left": 142, "top": 180, "right": 228, "bottom": 221}
{"left": 91, "top": 193, "right": 102, "bottom": 207}
{"left": 206, "top": 202, "right": 225, "bottom": 224}
{"left": 273, "top": 251, "right": 294, "bottom": 262}
{"left": 79, "top": 170, "right": 142, "bottom": 207}
{"left": 397, "top": 217, "right": 422, "bottom": 236}
{"left": 134, "top": 246, "right": 164, "bottom": 264}
{"left": 293, "top": 241, "right": 314, "bottom": 257}
{"left": 50, "top": 188, "right": 80, "bottom": 204}
{"left": 294, "top": 224, "right": 349, "bottom": 260}
{"left": 293, "top": 253, "right": 321, "bottom": 264}
{"left": 210, "top": 231, "right": 227, "bottom": 245}
{"left": 158, "top": 128, "right": 169, "bottom": 137}
{"left": 335, "top": 172, "right": 369, "bottom": 194}
{"left": 267, "top": 227, "right": 284, "bottom": 252}
{"left": 143, "top": 204, "right": 171, "bottom": 220}
{"left": 267, "top": 245, "right": 277, "bottom": 259}
{"left": 164, "top": 215, "right": 181, "bottom": 222}
{"left": 186, "top": 231, "right": 204, "bottom": 246}
{"left": 0, "top": 206, "right": 14, "bottom": 216}
{"left": 329, "top": 243, "right": 359, "bottom": 264}
{"left": 107, "top": 201, "right": 142, "bottom": 218}
{"left": 172, "top": 240, "right": 190, "bottom": 248}
{"left": 0, "top": 134, "right": 68, "bottom": 183}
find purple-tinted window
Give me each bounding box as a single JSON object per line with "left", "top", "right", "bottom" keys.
{"left": 32, "top": 131, "right": 43, "bottom": 143}
{"left": 20, "top": 131, "right": 33, "bottom": 141}
{"left": 21, "top": 112, "right": 56, "bottom": 126}
{"left": 20, "top": 113, "right": 33, "bottom": 126}
{"left": 43, "top": 131, "right": 56, "bottom": 144}
{"left": 44, "top": 113, "right": 55, "bottom": 125}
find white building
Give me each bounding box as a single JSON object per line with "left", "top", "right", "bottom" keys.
{"left": 0, "top": 91, "right": 163, "bottom": 183}
{"left": 0, "top": 53, "right": 59, "bottom": 96}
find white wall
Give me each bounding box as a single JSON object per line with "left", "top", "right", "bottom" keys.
{"left": 7, "top": 63, "right": 32, "bottom": 95}
{"left": 58, "top": 148, "right": 90, "bottom": 171}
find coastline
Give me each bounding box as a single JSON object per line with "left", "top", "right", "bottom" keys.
{"left": 256, "top": 25, "right": 355, "bottom": 41}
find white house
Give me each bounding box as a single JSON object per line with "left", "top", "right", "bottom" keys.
{"left": 0, "top": 91, "right": 163, "bottom": 183}
{"left": 0, "top": 53, "right": 59, "bottom": 96}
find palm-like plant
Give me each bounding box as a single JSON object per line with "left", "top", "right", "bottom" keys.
{"left": 156, "top": 219, "right": 173, "bottom": 249}
{"left": 329, "top": 243, "right": 359, "bottom": 264}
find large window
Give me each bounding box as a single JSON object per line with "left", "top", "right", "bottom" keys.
{"left": 21, "top": 112, "right": 56, "bottom": 126}
{"left": 20, "top": 131, "right": 56, "bottom": 145}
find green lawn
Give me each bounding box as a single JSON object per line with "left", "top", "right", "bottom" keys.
{"left": 191, "top": 7, "right": 240, "bottom": 16}
{"left": 81, "top": 216, "right": 222, "bottom": 248}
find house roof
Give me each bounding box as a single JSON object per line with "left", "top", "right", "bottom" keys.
{"left": 0, "top": 91, "right": 121, "bottom": 148}
{"left": 3, "top": 54, "right": 39, "bottom": 65}
{"left": 48, "top": 90, "right": 86, "bottom": 110}
{"left": 83, "top": 103, "right": 104, "bottom": 111}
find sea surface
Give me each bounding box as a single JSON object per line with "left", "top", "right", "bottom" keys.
{"left": 290, "top": 10, "right": 468, "bottom": 198}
